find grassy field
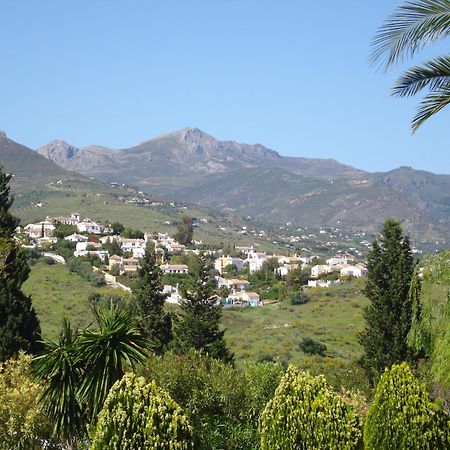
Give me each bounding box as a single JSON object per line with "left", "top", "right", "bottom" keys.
{"left": 222, "top": 279, "right": 368, "bottom": 369}
{"left": 23, "top": 259, "right": 130, "bottom": 339}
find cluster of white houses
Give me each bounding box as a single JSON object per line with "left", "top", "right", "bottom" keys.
{"left": 21, "top": 213, "right": 367, "bottom": 308}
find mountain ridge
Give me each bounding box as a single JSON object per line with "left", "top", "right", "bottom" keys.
{"left": 6, "top": 127, "right": 450, "bottom": 240}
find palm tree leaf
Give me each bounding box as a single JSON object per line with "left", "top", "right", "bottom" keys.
{"left": 411, "top": 84, "right": 450, "bottom": 130}
{"left": 393, "top": 55, "right": 450, "bottom": 96}
{"left": 371, "top": 0, "right": 450, "bottom": 69}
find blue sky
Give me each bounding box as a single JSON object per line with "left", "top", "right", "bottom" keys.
{"left": 1, "top": 1, "right": 449, "bottom": 173}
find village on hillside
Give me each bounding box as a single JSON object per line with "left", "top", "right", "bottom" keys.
{"left": 19, "top": 212, "right": 370, "bottom": 308}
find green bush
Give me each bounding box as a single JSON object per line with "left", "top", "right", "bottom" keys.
{"left": 364, "top": 363, "right": 450, "bottom": 450}
{"left": 299, "top": 337, "right": 327, "bottom": 356}
{"left": 90, "top": 373, "right": 194, "bottom": 450}
{"left": 290, "top": 289, "right": 311, "bottom": 305}
{"left": 141, "top": 351, "right": 283, "bottom": 450}
{"left": 259, "top": 365, "right": 363, "bottom": 449}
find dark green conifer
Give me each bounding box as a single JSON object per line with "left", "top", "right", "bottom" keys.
{"left": 358, "top": 219, "right": 414, "bottom": 381}
{"left": 173, "top": 254, "right": 233, "bottom": 363}
{"left": 0, "top": 165, "right": 41, "bottom": 361}
{"left": 133, "top": 243, "right": 172, "bottom": 354}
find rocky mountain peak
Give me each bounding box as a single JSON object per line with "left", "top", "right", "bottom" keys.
{"left": 37, "top": 140, "right": 80, "bottom": 162}
{"left": 0, "top": 131, "right": 7, "bottom": 139}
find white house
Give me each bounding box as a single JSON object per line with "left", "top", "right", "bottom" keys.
{"left": 308, "top": 279, "right": 341, "bottom": 288}
{"left": 120, "top": 239, "right": 146, "bottom": 258}
{"left": 108, "top": 256, "right": 140, "bottom": 273}
{"left": 77, "top": 219, "right": 102, "bottom": 234}
{"left": 160, "top": 264, "right": 189, "bottom": 275}
{"left": 100, "top": 235, "right": 121, "bottom": 245}
{"left": 214, "top": 256, "right": 245, "bottom": 274}
{"left": 326, "top": 256, "right": 348, "bottom": 266}
{"left": 226, "top": 291, "right": 261, "bottom": 307}
{"left": 340, "top": 264, "right": 367, "bottom": 278}
{"left": 65, "top": 233, "right": 88, "bottom": 242}
{"left": 245, "top": 252, "right": 268, "bottom": 273}
{"left": 217, "top": 277, "right": 250, "bottom": 291}
{"left": 165, "top": 242, "right": 186, "bottom": 253}
{"left": 51, "top": 212, "right": 80, "bottom": 226}
{"left": 24, "top": 221, "right": 55, "bottom": 238}
{"left": 74, "top": 241, "right": 108, "bottom": 261}
{"left": 275, "top": 264, "right": 300, "bottom": 277}
{"left": 277, "top": 255, "right": 302, "bottom": 265}
{"left": 163, "top": 285, "right": 183, "bottom": 304}
{"left": 311, "top": 264, "right": 334, "bottom": 278}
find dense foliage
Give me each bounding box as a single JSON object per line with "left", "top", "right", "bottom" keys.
{"left": 91, "top": 373, "right": 194, "bottom": 450}
{"left": 174, "top": 254, "right": 233, "bottom": 362}
{"left": 66, "top": 256, "right": 105, "bottom": 287}
{"left": 358, "top": 219, "right": 414, "bottom": 380}
{"left": 133, "top": 243, "right": 172, "bottom": 354}
{"left": 408, "top": 252, "right": 450, "bottom": 388}
{"left": 141, "top": 350, "right": 283, "bottom": 449}
{"left": 0, "top": 353, "right": 53, "bottom": 450}
{"left": 364, "top": 363, "right": 450, "bottom": 449}
{"left": 259, "top": 365, "right": 363, "bottom": 449}
{"left": 299, "top": 337, "right": 327, "bottom": 356}
{"left": 0, "top": 165, "right": 41, "bottom": 361}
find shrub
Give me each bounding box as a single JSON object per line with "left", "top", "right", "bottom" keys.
{"left": 299, "top": 337, "right": 327, "bottom": 356}
{"left": 259, "top": 365, "right": 363, "bottom": 449}
{"left": 90, "top": 373, "right": 194, "bottom": 450}
{"left": 0, "top": 353, "right": 54, "bottom": 450}
{"left": 364, "top": 363, "right": 450, "bottom": 450}
{"left": 290, "top": 289, "right": 311, "bottom": 305}
{"left": 141, "top": 351, "right": 263, "bottom": 450}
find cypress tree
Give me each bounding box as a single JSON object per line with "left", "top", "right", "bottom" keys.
{"left": 173, "top": 253, "right": 233, "bottom": 363}
{"left": 175, "top": 214, "right": 193, "bottom": 246}
{"left": 0, "top": 165, "right": 41, "bottom": 361}
{"left": 358, "top": 219, "right": 414, "bottom": 381}
{"left": 0, "top": 167, "right": 19, "bottom": 238}
{"left": 133, "top": 242, "right": 172, "bottom": 354}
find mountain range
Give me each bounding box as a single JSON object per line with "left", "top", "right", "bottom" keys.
{"left": 3, "top": 127, "right": 450, "bottom": 241}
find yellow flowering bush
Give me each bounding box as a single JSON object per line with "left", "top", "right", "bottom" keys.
{"left": 259, "top": 365, "right": 363, "bottom": 449}
{"left": 364, "top": 363, "right": 450, "bottom": 449}
{"left": 90, "top": 372, "right": 193, "bottom": 449}
{"left": 0, "top": 353, "right": 53, "bottom": 450}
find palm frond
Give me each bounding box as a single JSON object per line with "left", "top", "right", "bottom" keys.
{"left": 392, "top": 55, "right": 450, "bottom": 96}
{"left": 411, "top": 84, "right": 450, "bottom": 130}
{"left": 371, "top": 0, "right": 450, "bottom": 70}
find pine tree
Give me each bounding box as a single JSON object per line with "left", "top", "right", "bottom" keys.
{"left": 173, "top": 254, "right": 233, "bottom": 363}
{"left": 133, "top": 243, "right": 172, "bottom": 354}
{"left": 358, "top": 219, "right": 414, "bottom": 381}
{"left": 0, "top": 165, "right": 41, "bottom": 361}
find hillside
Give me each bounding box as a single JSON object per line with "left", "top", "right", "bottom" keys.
{"left": 0, "top": 133, "right": 288, "bottom": 252}
{"left": 36, "top": 128, "right": 450, "bottom": 241}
